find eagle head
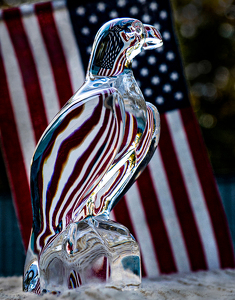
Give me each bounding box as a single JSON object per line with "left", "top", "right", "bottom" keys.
{"left": 87, "top": 18, "right": 163, "bottom": 78}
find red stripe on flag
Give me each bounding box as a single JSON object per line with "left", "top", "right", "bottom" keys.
{"left": 180, "top": 106, "right": 235, "bottom": 268}
{"left": 137, "top": 167, "right": 177, "bottom": 274}
{"left": 113, "top": 197, "right": 147, "bottom": 277}
{"left": 3, "top": 8, "right": 48, "bottom": 142}
{"left": 0, "top": 54, "right": 32, "bottom": 250}
{"left": 159, "top": 114, "right": 207, "bottom": 271}
{"left": 35, "top": 2, "right": 73, "bottom": 108}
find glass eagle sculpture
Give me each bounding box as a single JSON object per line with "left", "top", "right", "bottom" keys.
{"left": 23, "top": 18, "right": 162, "bottom": 294}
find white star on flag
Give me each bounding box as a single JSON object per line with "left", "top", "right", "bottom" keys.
{"left": 166, "top": 51, "right": 175, "bottom": 60}
{"left": 159, "top": 64, "right": 168, "bottom": 72}
{"left": 97, "top": 2, "right": 105, "bottom": 11}
{"left": 140, "top": 68, "right": 149, "bottom": 76}
{"left": 163, "top": 84, "right": 172, "bottom": 92}
{"left": 130, "top": 6, "right": 138, "bottom": 15}
{"left": 76, "top": 6, "right": 85, "bottom": 15}
{"left": 148, "top": 56, "right": 157, "bottom": 65}
{"left": 151, "top": 76, "right": 160, "bottom": 85}
{"left": 175, "top": 92, "right": 183, "bottom": 100}
{"left": 170, "top": 72, "right": 179, "bottom": 81}
{"left": 156, "top": 96, "right": 164, "bottom": 104}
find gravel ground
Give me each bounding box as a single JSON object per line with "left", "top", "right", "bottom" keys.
{"left": 1, "top": 269, "right": 235, "bottom": 300}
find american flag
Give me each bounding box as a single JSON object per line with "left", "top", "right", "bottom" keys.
{"left": 0, "top": 0, "right": 234, "bottom": 278}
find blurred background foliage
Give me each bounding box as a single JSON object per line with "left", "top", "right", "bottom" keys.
{"left": 171, "top": 0, "right": 235, "bottom": 176}
{"left": 0, "top": 0, "right": 234, "bottom": 180}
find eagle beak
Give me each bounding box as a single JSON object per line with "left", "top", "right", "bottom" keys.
{"left": 143, "top": 24, "right": 163, "bottom": 50}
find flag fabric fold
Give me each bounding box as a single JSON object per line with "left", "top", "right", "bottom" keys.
{"left": 0, "top": 0, "right": 234, "bottom": 277}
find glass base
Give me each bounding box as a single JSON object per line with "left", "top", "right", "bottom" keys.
{"left": 39, "top": 216, "right": 141, "bottom": 294}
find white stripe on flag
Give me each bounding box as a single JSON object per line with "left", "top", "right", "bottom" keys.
{"left": 109, "top": 210, "right": 116, "bottom": 221}
{"left": 21, "top": 10, "right": 61, "bottom": 123}
{"left": 166, "top": 109, "right": 220, "bottom": 269}
{"left": 125, "top": 184, "right": 160, "bottom": 278}
{"left": 149, "top": 148, "right": 191, "bottom": 273}
{"left": 0, "top": 21, "right": 36, "bottom": 181}
{"left": 53, "top": 4, "right": 85, "bottom": 93}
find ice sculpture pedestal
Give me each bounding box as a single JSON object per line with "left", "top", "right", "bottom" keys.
{"left": 39, "top": 216, "right": 141, "bottom": 293}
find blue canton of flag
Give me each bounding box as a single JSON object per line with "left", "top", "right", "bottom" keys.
{"left": 67, "top": 0, "right": 189, "bottom": 114}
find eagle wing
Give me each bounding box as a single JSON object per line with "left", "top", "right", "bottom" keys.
{"left": 30, "top": 87, "right": 125, "bottom": 253}
{"left": 77, "top": 101, "right": 160, "bottom": 218}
